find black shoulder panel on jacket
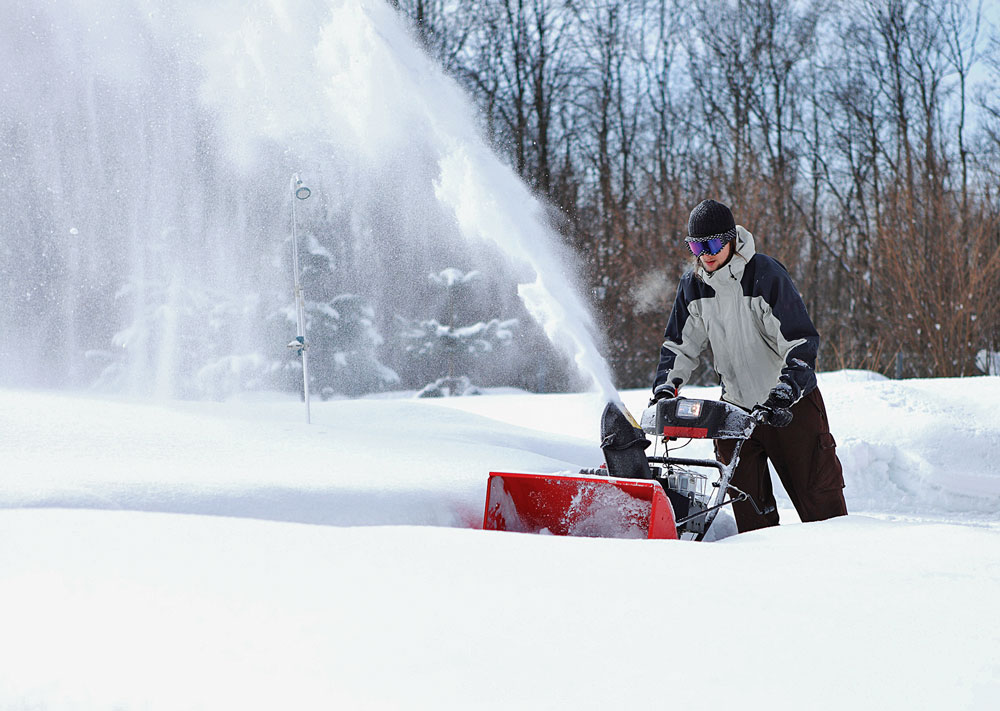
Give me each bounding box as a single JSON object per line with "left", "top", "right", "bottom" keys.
{"left": 739, "top": 254, "right": 819, "bottom": 398}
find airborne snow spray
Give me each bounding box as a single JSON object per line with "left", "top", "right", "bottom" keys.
{"left": 3, "top": 0, "right": 622, "bottom": 402}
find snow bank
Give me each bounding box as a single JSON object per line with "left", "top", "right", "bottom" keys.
{"left": 824, "top": 375, "right": 1000, "bottom": 519}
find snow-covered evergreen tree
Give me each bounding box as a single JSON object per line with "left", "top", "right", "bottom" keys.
{"left": 298, "top": 293, "right": 399, "bottom": 399}
{"left": 400, "top": 268, "right": 518, "bottom": 396}
{"left": 94, "top": 272, "right": 272, "bottom": 400}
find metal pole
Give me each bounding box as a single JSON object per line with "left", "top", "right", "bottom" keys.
{"left": 290, "top": 173, "right": 311, "bottom": 424}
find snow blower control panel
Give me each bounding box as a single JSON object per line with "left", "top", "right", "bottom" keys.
{"left": 641, "top": 397, "right": 755, "bottom": 441}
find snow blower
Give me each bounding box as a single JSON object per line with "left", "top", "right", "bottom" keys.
{"left": 483, "top": 396, "right": 768, "bottom": 541}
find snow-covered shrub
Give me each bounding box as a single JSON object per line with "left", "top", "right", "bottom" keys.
{"left": 976, "top": 350, "right": 1000, "bottom": 375}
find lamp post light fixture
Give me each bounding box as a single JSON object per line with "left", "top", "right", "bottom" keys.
{"left": 288, "top": 173, "right": 312, "bottom": 424}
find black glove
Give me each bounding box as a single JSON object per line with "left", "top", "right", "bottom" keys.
{"left": 761, "top": 381, "right": 795, "bottom": 427}
{"left": 649, "top": 378, "right": 682, "bottom": 406}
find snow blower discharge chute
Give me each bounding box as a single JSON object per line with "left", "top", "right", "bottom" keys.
{"left": 483, "top": 397, "right": 770, "bottom": 541}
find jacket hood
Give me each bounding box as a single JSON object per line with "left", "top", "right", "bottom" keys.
{"left": 699, "top": 225, "right": 756, "bottom": 283}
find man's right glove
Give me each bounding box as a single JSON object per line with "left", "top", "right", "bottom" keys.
{"left": 649, "top": 378, "right": 683, "bottom": 407}
{"left": 761, "top": 381, "right": 795, "bottom": 427}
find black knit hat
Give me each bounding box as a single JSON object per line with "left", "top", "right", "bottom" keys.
{"left": 687, "top": 199, "right": 736, "bottom": 242}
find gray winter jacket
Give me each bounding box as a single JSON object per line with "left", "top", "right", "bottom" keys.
{"left": 653, "top": 226, "right": 818, "bottom": 410}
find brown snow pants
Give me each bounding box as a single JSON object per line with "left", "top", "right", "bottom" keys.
{"left": 715, "top": 387, "right": 848, "bottom": 533}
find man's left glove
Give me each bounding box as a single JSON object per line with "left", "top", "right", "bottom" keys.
{"left": 761, "top": 381, "right": 796, "bottom": 428}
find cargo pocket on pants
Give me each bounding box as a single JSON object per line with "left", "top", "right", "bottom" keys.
{"left": 810, "top": 432, "right": 845, "bottom": 491}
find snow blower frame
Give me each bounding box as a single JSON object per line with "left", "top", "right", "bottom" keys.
{"left": 483, "top": 397, "right": 769, "bottom": 541}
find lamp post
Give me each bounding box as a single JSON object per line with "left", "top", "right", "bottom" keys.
{"left": 288, "top": 173, "right": 312, "bottom": 423}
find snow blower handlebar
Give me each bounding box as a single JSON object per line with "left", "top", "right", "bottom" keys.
{"left": 636, "top": 397, "right": 777, "bottom": 538}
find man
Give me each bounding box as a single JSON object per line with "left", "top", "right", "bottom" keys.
{"left": 652, "top": 199, "right": 847, "bottom": 532}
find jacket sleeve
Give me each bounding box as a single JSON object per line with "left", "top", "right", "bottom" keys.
{"left": 756, "top": 259, "right": 819, "bottom": 401}
{"left": 653, "top": 276, "right": 708, "bottom": 396}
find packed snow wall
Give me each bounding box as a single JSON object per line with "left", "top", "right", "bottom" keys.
{"left": 0, "top": 0, "right": 616, "bottom": 400}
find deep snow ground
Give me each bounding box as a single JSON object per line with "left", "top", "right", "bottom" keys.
{"left": 1, "top": 373, "right": 999, "bottom": 709}
{"left": 3, "top": 510, "right": 997, "bottom": 710}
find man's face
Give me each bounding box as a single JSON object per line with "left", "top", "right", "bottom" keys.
{"left": 700, "top": 241, "right": 732, "bottom": 272}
